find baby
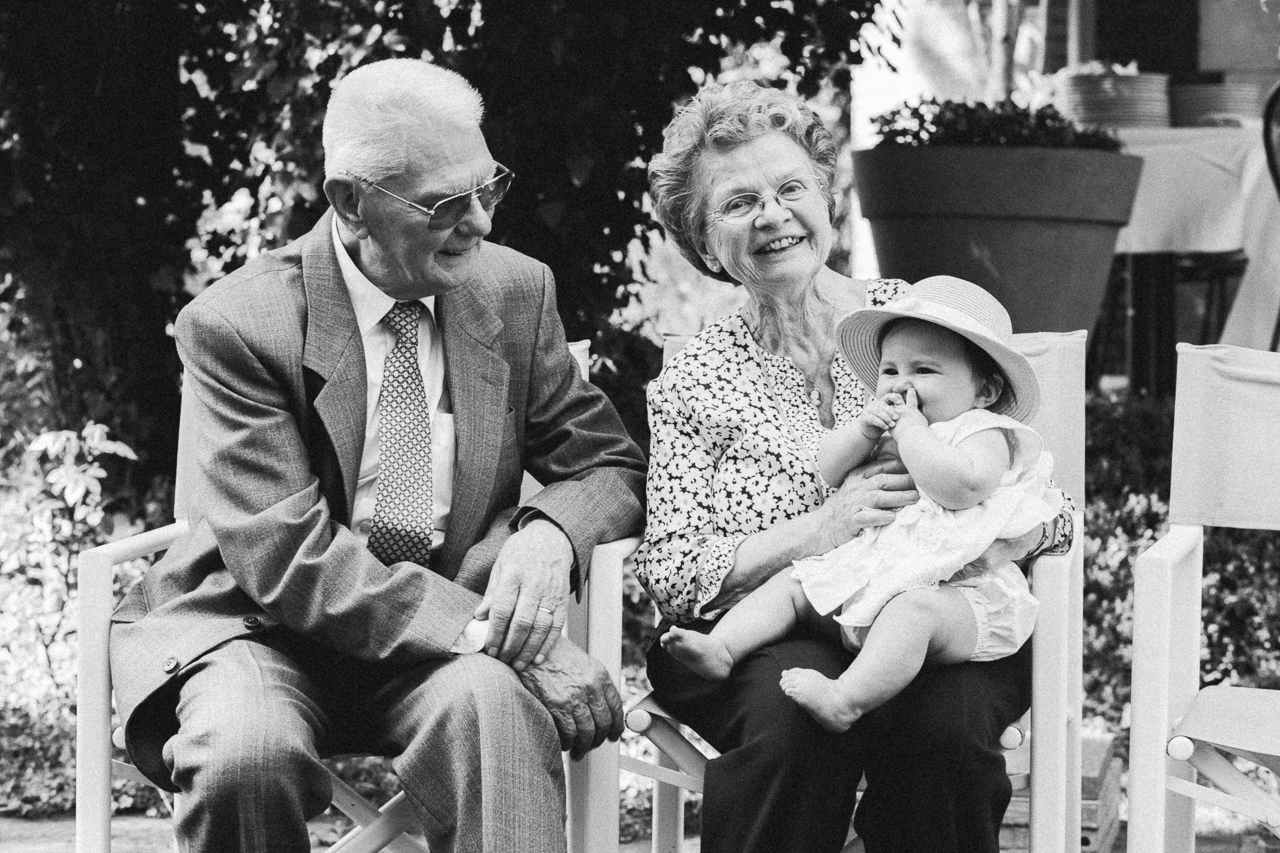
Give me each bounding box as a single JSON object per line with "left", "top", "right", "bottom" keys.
{"left": 663, "top": 276, "right": 1061, "bottom": 732}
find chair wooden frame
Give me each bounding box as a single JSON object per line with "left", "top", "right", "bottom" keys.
{"left": 619, "top": 330, "right": 1089, "bottom": 853}
{"left": 75, "top": 526, "right": 639, "bottom": 853}
{"left": 1126, "top": 343, "right": 1280, "bottom": 853}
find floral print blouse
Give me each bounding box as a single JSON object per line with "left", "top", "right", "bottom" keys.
{"left": 634, "top": 278, "right": 1074, "bottom": 624}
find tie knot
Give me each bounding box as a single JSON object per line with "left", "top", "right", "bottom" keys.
{"left": 384, "top": 301, "right": 421, "bottom": 340}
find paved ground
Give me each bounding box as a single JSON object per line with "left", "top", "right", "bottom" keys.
{"left": 1, "top": 817, "right": 1267, "bottom": 852}
{"left": 0, "top": 815, "right": 701, "bottom": 852}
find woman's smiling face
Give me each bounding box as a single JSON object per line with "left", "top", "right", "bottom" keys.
{"left": 695, "top": 132, "right": 833, "bottom": 294}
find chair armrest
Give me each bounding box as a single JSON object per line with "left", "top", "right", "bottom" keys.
{"left": 570, "top": 534, "right": 640, "bottom": 687}
{"left": 1027, "top": 509, "right": 1084, "bottom": 852}
{"left": 1128, "top": 522, "right": 1206, "bottom": 846}
{"left": 1132, "top": 523, "right": 1205, "bottom": 706}
{"left": 80, "top": 520, "right": 190, "bottom": 571}
{"left": 75, "top": 519, "right": 189, "bottom": 853}
{"left": 564, "top": 534, "right": 640, "bottom": 853}
{"left": 1135, "top": 522, "right": 1203, "bottom": 569}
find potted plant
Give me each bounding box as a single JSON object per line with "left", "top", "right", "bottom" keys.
{"left": 853, "top": 98, "right": 1143, "bottom": 335}
{"left": 851, "top": 0, "right": 1144, "bottom": 335}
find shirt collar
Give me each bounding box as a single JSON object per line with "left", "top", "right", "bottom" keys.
{"left": 331, "top": 214, "right": 436, "bottom": 336}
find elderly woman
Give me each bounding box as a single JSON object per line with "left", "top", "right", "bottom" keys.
{"left": 635, "top": 81, "right": 1074, "bottom": 853}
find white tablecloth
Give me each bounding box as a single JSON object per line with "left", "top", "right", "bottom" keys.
{"left": 1116, "top": 124, "right": 1280, "bottom": 350}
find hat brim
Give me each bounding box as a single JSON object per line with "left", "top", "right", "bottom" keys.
{"left": 837, "top": 306, "right": 1041, "bottom": 424}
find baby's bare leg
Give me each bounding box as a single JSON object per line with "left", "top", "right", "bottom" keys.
{"left": 662, "top": 570, "right": 812, "bottom": 681}
{"left": 781, "top": 585, "right": 978, "bottom": 732}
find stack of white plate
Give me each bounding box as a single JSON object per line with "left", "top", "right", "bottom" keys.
{"left": 1057, "top": 73, "right": 1171, "bottom": 128}
{"left": 1170, "top": 82, "right": 1262, "bottom": 126}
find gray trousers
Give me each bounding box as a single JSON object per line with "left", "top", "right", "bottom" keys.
{"left": 161, "top": 629, "right": 566, "bottom": 853}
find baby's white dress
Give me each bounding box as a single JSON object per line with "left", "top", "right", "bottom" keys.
{"left": 791, "top": 408, "right": 1061, "bottom": 661}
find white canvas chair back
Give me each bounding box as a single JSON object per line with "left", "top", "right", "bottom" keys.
{"left": 1128, "top": 343, "right": 1280, "bottom": 853}
{"left": 1016, "top": 332, "right": 1086, "bottom": 507}
{"left": 1168, "top": 344, "right": 1280, "bottom": 528}
{"left": 629, "top": 328, "right": 1087, "bottom": 853}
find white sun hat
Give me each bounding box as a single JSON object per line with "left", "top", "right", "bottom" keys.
{"left": 837, "top": 275, "right": 1041, "bottom": 423}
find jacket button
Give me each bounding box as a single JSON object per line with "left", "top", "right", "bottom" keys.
{"left": 243, "top": 615, "right": 262, "bottom": 629}
{"left": 161, "top": 657, "right": 179, "bottom": 674}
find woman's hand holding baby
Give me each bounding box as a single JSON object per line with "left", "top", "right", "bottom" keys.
{"left": 815, "top": 456, "right": 919, "bottom": 552}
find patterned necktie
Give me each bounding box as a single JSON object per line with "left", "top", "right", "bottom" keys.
{"left": 367, "top": 300, "right": 434, "bottom": 567}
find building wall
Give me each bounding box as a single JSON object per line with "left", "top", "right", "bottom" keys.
{"left": 1200, "top": 0, "right": 1280, "bottom": 103}
{"left": 1094, "top": 0, "right": 1199, "bottom": 76}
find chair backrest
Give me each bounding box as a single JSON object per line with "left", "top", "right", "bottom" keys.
{"left": 1169, "top": 343, "right": 1280, "bottom": 530}
{"left": 661, "top": 333, "right": 692, "bottom": 368}
{"left": 522, "top": 340, "right": 591, "bottom": 499}
{"left": 1014, "top": 331, "right": 1088, "bottom": 506}
{"left": 174, "top": 374, "right": 196, "bottom": 521}
{"left": 660, "top": 329, "right": 1088, "bottom": 504}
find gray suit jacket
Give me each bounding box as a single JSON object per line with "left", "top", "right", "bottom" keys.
{"left": 109, "top": 211, "right": 646, "bottom": 790}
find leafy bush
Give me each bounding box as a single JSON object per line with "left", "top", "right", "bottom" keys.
{"left": 0, "top": 422, "right": 167, "bottom": 816}
{"left": 871, "top": 98, "right": 1123, "bottom": 151}
{"left": 0, "top": 704, "right": 75, "bottom": 817}
{"left": 1082, "top": 490, "right": 1166, "bottom": 725}
{"left": 1080, "top": 393, "right": 1172, "bottom": 726}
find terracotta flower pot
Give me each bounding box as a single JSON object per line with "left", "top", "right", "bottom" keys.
{"left": 853, "top": 146, "right": 1144, "bottom": 335}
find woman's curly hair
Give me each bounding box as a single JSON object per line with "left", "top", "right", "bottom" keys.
{"left": 647, "top": 81, "right": 836, "bottom": 284}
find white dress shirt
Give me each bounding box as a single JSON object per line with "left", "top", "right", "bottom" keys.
{"left": 331, "top": 217, "right": 456, "bottom": 552}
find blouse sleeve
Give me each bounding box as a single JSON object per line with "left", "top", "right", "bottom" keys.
{"left": 1034, "top": 488, "right": 1076, "bottom": 557}
{"left": 634, "top": 366, "right": 747, "bottom": 624}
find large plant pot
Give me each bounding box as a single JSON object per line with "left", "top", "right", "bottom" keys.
{"left": 853, "top": 146, "right": 1143, "bottom": 335}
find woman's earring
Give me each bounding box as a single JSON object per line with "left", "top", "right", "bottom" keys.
{"left": 706, "top": 258, "right": 721, "bottom": 272}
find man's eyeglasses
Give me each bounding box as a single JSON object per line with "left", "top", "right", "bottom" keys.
{"left": 710, "top": 175, "right": 823, "bottom": 225}
{"left": 351, "top": 164, "right": 514, "bottom": 231}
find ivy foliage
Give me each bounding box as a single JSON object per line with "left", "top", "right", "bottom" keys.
{"left": 0, "top": 1, "right": 194, "bottom": 475}
{"left": 0, "top": 423, "right": 164, "bottom": 817}
{"left": 2, "top": 0, "right": 889, "bottom": 459}
{"left": 0, "top": 0, "right": 891, "bottom": 819}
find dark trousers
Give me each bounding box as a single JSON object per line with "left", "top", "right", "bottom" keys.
{"left": 646, "top": 619, "right": 1032, "bottom": 853}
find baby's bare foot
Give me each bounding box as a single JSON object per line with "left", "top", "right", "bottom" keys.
{"left": 779, "top": 668, "right": 863, "bottom": 733}
{"left": 661, "top": 627, "right": 734, "bottom": 681}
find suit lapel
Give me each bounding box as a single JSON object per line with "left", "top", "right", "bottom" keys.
{"left": 301, "top": 211, "right": 367, "bottom": 517}
{"left": 439, "top": 278, "right": 507, "bottom": 577}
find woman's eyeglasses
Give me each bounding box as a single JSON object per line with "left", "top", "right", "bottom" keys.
{"left": 351, "top": 165, "right": 514, "bottom": 231}
{"left": 710, "top": 175, "right": 822, "bottom": 225}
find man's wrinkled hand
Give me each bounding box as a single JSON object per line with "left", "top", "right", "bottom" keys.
{"left": 518, "top": 638, "right": 624, "bottom": 760}
{"left": 476, "top": 519, "right": 574, "bottom": 671}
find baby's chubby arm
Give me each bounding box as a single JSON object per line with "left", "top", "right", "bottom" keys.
{"left": 817, "top": 394, "right": 901, "bottom": 486}
{"left": 890, "top": 389, "right": 1010, "bottom": 510}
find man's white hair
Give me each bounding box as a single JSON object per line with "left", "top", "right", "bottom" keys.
{"left": 323, "top": 58, "right": 485, "bottom": 183}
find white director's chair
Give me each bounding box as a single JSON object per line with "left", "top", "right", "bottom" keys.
{"left": 75, "top": 341, "right": 640, "bottom": 853}
{"left": 1127, "top": 343, "right": 1280, "bottom": 853}
{"left": 622, "top": 330, "right": 1089, "bottom": 853}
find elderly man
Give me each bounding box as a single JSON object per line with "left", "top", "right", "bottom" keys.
{"left": 108, "top": 58, "right": 646, "bottom": 853}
